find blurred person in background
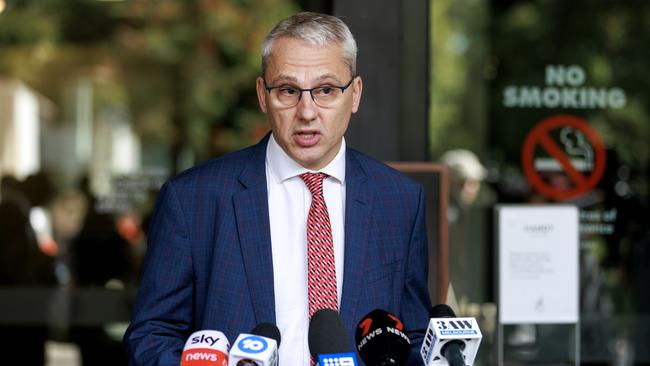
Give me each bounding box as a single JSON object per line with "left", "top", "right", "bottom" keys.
{"left": 441, "top": 149, "right": 494, "bottom": 309}
{"left": 68, "top": 174, "right": 132, "bottom": 366}
{"left": 69, "top": 175, "right": 134, "bottom": 288}
{"left": 0, "top": 174, "right": 57, "bottom": 365}
{"left": 23, "top": 172, "right": 59, "bottom": 257}
{"left": 441, "top": 149, "right": 496, "bottom": 366}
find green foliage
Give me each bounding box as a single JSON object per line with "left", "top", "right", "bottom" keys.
{"left": 429, "top": 0, "right": 489, "bottom": 160}
{"left": 0, "top": 0, "right": 299, "bottom": 164}
{"left": 430, "top": 0, "right": 650, "bottom": 185}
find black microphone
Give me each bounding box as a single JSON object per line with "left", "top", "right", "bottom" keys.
{"left": 251, "top": 323, "right": 281, "bottom": 347}
{"left": 308, "top": 309, "right": 358, "bottom": 365}
{"left": 354, "top": 309, "right": 410, "bottom": 366}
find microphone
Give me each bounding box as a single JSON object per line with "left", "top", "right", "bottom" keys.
{"left": 420, "top": 304, "right": 482, "bottom": 366}
{"left": 228, "top": 323, "right": 281, "bottom": 366}
{"left": 308, "top": 308, "right": 358, "bottom": 366}
{"left": 181, "top": 330, "right": 230, "bottom": 365}
{"left": 354, "top": 309, "right": 410, "bottom": 366}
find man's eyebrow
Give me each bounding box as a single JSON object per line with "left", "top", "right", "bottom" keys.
{"left": 316, "top": 73, "right": 342, "bottom": 83}
{"left": 268, "top": 74, "right": 298, "bottom": 84}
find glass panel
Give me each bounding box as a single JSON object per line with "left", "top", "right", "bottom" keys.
{"left": 0, "top": 1, "right": 297, "bottom": 364}
{"left": 431, "top": 0, "right": 650, "bottom": 364}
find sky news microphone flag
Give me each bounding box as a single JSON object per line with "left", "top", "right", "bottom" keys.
{"left": 181, "top": 330, "right": 230, "bottom": 366}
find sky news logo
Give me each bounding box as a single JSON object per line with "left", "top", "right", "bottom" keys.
{"left": 190, "top": 333, "right": 223, "bottom": 347}
{"left": 184, "top": 351, "right": 220, "bottom": 362}
{"left": 181, "top": 349, "right": 228, "bottom": 366}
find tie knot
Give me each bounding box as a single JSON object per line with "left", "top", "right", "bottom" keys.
{"left": 299, "top": 172, "right": 327, "bottom": 196}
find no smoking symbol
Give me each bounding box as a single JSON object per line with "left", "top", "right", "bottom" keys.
{"left": 521, "top": 115, "right": 606, "bottom": 200}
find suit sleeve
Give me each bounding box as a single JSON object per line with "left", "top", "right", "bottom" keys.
{"left": 123, "top": 181, "right": 194, "bottom": 366}
{"left": 402, "top": 185, "right": 433, "bottom": 365}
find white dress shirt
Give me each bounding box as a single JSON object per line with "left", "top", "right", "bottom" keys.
{"left": 265, "top": 134, "right": 346, "bottom": 366}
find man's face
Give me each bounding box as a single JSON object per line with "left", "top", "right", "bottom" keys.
{"left": 256, "top": 37, "right": 362, "bottom": 170}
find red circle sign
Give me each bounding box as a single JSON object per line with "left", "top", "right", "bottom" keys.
{"left": 521, "top": 115, "right": 606, "bottom": 201}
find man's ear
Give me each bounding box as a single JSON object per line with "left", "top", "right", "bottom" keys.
{"left": 256, "top": 76, "right": 268, "bottom": 113}
{"left": 351, "top": 76, "right": 363, "bottom": 113}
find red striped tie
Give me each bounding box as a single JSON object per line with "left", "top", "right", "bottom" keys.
{"left": 300, "top": 172, "right": 338, "bottom": 318}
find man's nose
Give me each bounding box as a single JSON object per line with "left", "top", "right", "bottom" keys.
{"left": 296, "top": 91, "right": 318, "bottom": 121}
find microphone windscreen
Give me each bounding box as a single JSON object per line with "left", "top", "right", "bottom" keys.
{"left": 429, "top": 304, "right": 456, "bottom": 318}
{"left": 355, "top": 309, "right": 410, "bottom": 366}
{"left": 308, "top": 309, "right": 350, "bottom": 357}
{"left": 251, "top": 322, "right": 281, "bottom": 346}
{"left": 181, "top": 330, "right": 230, "bottom": 366}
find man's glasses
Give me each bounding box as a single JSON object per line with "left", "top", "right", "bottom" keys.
{"left": 264, "top": 77, "right": 356, "bottom": 108}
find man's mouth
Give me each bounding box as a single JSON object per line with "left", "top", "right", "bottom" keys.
{"left": 298, "top": 131, "right": 315, "bottom": 138}
{"left": 294, "top": 131, "right": 320, "bottom": 147}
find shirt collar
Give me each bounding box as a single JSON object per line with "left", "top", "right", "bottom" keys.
{"left": 266, "top": 133, "right": 346, "bottom": 184}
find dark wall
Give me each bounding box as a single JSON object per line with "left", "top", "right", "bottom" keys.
{"left": 334, "top": 0, "right": 430, "bottom": 162}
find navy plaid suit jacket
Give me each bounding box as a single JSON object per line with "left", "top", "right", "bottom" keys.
{"left": 124, "top": 134, "right": 432, "bottom": 365}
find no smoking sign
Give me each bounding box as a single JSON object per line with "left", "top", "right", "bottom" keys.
{"left": 521, "top": 115, "right": 606, "bottom": 200}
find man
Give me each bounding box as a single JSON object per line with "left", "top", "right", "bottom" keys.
{"left": 124, "top": 12, "right": 431, "bottom": 365}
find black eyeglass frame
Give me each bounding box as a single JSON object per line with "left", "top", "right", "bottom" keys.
{"left": 263, "top": 77, "right": 357, "bottom": 106}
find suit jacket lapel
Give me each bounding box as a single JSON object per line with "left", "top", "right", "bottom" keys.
{"left": 232, "top": 140, "right": 373, "bottom": 328}
{"left": 233, "top": 135, "right": 276, "bottom": 325}
{"left": 340, "top": 149, "right": 373, "bottom": 328}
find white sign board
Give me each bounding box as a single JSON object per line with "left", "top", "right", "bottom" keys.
{"left": 497, "top": 205, "right": 579, "bottom": 324}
